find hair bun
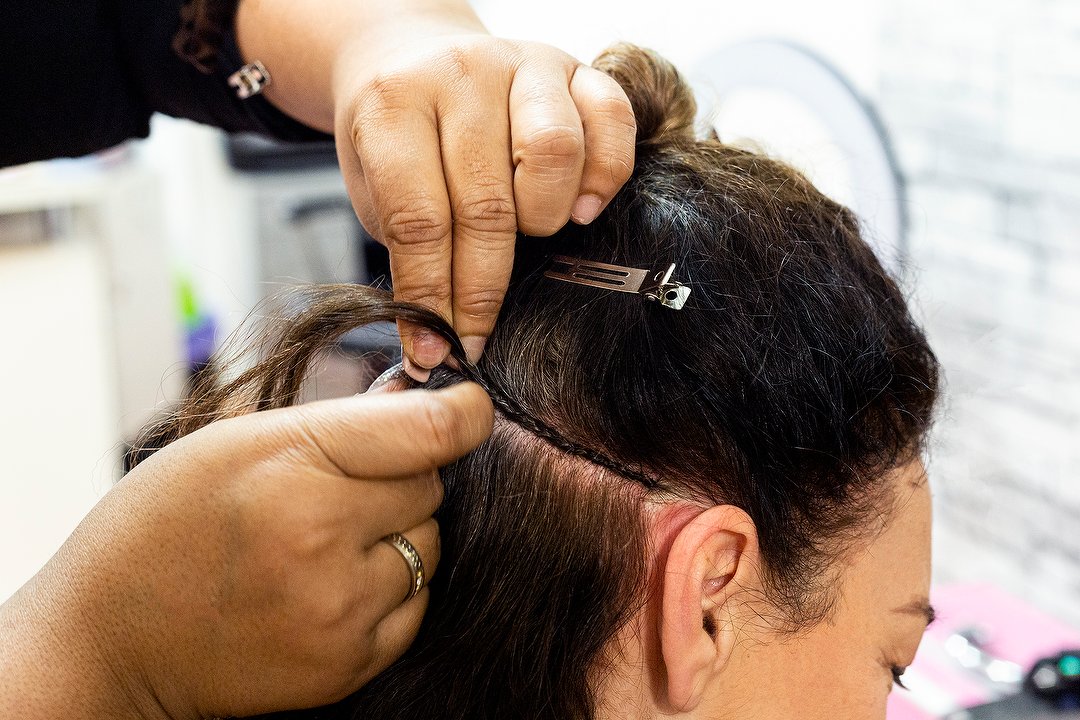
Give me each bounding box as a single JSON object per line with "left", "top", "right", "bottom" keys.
{"left": 592, "top": 43, "right": 697, "bottom": 145}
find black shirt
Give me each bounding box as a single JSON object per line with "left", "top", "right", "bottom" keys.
{"left": 2, "top": 0, "right": 327, "bottom": 169}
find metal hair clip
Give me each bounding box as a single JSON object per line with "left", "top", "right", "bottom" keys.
{"left": 544, "top": 255, "right": 692, "bottom": 310}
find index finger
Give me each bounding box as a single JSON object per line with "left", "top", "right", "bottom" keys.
{"left": 280, "top": 383, "right": 494, "bottom": 479}
{"left": 342, "top": 84, "right": 455, "bottom": 374}
{"left": 439, "top": 83, "right": 517, "bottom": 362}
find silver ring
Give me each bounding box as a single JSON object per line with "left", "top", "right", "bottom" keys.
{"left": 382, "top": 532, "right": 425, "bottom": 602}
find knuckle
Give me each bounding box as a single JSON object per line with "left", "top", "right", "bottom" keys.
{"left": 515, "top": 124, "right": 585, "bottom": 172}
{"left": 603, "top": 145, "right": 635, "bottom": 186}
{"left": 595, "top": 92, "right": 637, "bottom": 132}
{"left": 395, "top": 273, "right": 452, "bottom": 306}
{"left": 312, "top": 586, "right": 356, "bottom": 630}
{"left": 455, "top": 286, "right": 506, "bottom": 322}
{"left": 454, "top": 185, "right": 517, "bottom": 235}
{"left": 382, "top": 197, "right": 451, "bottom": 248}
{"left": 434, "top": 45, "right": 474, "bottom": 84}
{"left": 355, "top": 206, "right": 381, "bottom": 242}
{"left": 358, "top": 70, "right": 413, "bottom": 113}
{"left": 586, "top": 97, "right": 635, "bottom": 187}
{"left": 294, "top": 522, "right": 338, "bottom": 562}
{"left": 273, "top": 410, "right": 332, "bottom": 468}
{"left": 396, "top": 278, "right": 453, "bottom": 309}
{"left": 273, "top": 501, "right": 335, "bottom": 560}
{"left": 347, "top": 75, "right": 408, "bottom": 144}
{"left": 433, "top": 38, "right": 517, "bottom": 84}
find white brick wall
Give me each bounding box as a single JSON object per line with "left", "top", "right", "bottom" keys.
{"left": 879, "top": 0, "right": 1080, "bottom": 626}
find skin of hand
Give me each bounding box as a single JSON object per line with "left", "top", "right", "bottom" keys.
{"left": 235, "top": 0, "right": 638, "bottom": 378}
{"left": 0, "top": 383, "right": 493, "bottom": 720}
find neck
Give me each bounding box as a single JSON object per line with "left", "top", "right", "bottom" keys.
{"left": 594, "top": 611, "right": 661, "bottom": 720}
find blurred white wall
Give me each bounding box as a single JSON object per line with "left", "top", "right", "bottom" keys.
{"left": 136, "top": 115, "right": 264, "bottom": 341}
{"left": 473, "top": 0, "right": 883, "bottom": 91}
{"left": 0, "top": 161, "right": 182, "bottom": 600}
{"left": 0, "top": 237, "right": 119, "bottom": 600}
{"left": 878, "top": 0, "right": 1080, "bottom": 626}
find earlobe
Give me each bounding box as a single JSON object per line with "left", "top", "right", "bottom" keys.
{"left": 658, "top": 504, "right": 759, "bottom": 712}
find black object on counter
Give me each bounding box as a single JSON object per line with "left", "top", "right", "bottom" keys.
{"left": 1027, "top": 650, "right": 1080, "bottom": 703}
{"left": 950, "top": 650, "right": 1080, "bottom": 719}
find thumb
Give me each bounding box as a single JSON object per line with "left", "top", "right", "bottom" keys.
{"left": 255, "top": 382, "right": 494, "bottom": 478}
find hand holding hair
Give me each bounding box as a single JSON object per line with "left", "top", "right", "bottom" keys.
{"left": 6, "top": 0, "right": 636, "bottom": 374}
{"left": 233, "top": 0, "right": 637, "bottom": 379}
{"left": 0, "top": 383, "right": 493, "bottom": 720}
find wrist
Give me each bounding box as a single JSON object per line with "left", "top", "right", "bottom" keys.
{"left": 235, "top": 0, "right": 488, "bottom": 133}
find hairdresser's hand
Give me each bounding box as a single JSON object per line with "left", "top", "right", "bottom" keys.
{"left": 332, "top": 30, "right": 636, "bottom": 377}
{"left": 0, "top": 384, "right": 493, "bottom": 720}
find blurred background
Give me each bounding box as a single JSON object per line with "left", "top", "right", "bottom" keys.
{"left": 1, "top": 0, "right": 1077, "bottom": 716}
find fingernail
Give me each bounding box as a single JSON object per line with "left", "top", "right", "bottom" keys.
{"left": 411, "top": 330, "right": 449, "bottom": 369}
{"left": 402, "top": 355, "right": 430, "bottom": 383}
{"left": 570, "top": 194, "right": 603, "bottom": 224}
{"left": 460, "top": 336, "right": 487, "bottom": 364}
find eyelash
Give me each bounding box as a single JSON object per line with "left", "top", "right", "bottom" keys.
{"left": 891, "top": 666, "right": 909, "bottom": 690}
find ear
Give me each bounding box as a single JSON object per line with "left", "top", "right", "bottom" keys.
{"left": 659, "top": 504, "right": 760, "bottom": 711}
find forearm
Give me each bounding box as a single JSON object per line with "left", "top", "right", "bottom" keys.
{"left": 235, "top": 0, "right": 488, "bottom": 132}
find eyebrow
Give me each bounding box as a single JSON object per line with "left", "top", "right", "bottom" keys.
{"left": 892, "top": 598, "right": 937, "bottom": 626}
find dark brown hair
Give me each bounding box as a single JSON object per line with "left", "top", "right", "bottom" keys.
{"left": 132, "top": 44, "right": 938, "bottom": 719}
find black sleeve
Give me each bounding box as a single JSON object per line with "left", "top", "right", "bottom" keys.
{"left": 2, "top": 0, "right": 330, "bottom": 169}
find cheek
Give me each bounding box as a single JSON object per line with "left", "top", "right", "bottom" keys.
{"left": 807, "top": 649, "right": 889, "bottom": 720}
{"left": 753, "top": 624, "right": 891, "bottom": 720}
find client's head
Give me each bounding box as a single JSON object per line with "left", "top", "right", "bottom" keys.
{"left": 133, "top": 44, "right": 939, "bottom": 720}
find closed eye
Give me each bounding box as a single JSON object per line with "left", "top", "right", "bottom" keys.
{"left": 888, "top": 596, "right": 936, "bottom": 692}
{"left": 891, "top": 666, "right": 908, "bottom": 690}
